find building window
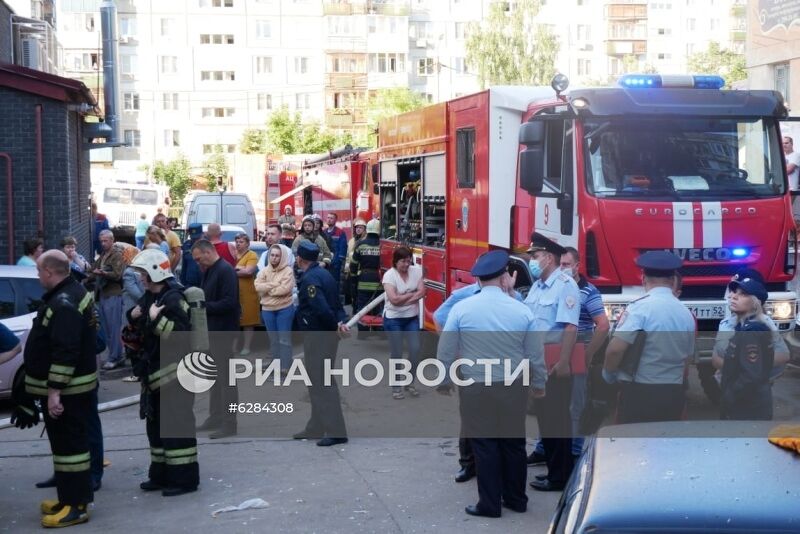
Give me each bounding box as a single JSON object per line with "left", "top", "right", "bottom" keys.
{"left": 200, "top": 0, "right": 234, "bottom": 6}
{"left": 409, "top": 21, "right": 434, "bottom": 40}
{"left": 256, "top": 20, "right": 271, "bottom": 39}
{"left": 203, "top": 144, "right": 237, "bottom": 154}
{"left": 686, "top": 43, "right": 695, "bottom": 55}
{"left": 577, "top": 24, "right": 591, "bottom": 40}
{"left": 162, "top": 93, "right": 179, "bottom": 110}
{"left": 294, "top": 57, "right": 309, "bottom": 74}
{"left": 123, "top": 92, "right": 140, "bottom": 111}
{"left": 328, "top": 16, "right": 355, "bottom": 35}
{"left": 163, "top": 130, "right": 181, "bottom": 147}
{"left": 421, "top": 92, "right": 434, "bottom": 103}
{"left": 160, "top": 18, "right": 176, "bottom": 37}
{"left": 159, "top": 56, "right": 178, "bottom": 74}
{"left": 452, "top": 57, "right": 468, "bottom": 74}
{"left": 295, "top": 93, "right": 310, "bottom": 109}
{"left": 124, "top": 129, "right": 141, "bottom": 147}
{"left": 657, "top": 52, "right": 671, "bottom": 60}
{"left": 255, "top": 56, "right": 273, "bottom": 74}
{"left": 369, "top": 53, "right": 406, "bottom": 73}
{"left": 200, "top": 34, "right": 235, "bottom": 44}
{"left": 417, "top": 58, "right": 435, "bottom": 76}
{"left": 454, "top": 22, "right": 467, "bottom": 39}
{"left": 121, "top": 55, "right": 137, "bottom": 75}
{"left": 332, "top": 56, "right": 361, "bottom": 73}
{"left": 257, "top": 93, "right": 272, "bottom": 110}
{"left": 686, "top": 18, "right": 696, "bottom": 31}
{"left": 200, "top": 70, "right": 236, "bottom": 81}
{"left": 709, "top": 18, "right": 719, "bottom": 30}
{"left": 68, "top": 52, "right": 99, "bottom": 72}
{"left": 775, "top": 63, "right": 790, "bottom": 101}
{"left": 120, "top": 16, "right": 137, "bottom": 38}
{"left": 202, "top": 107, "right": 236, "bottom": 118}
{"left": 577, "top": 58, "right": 591, "bottom": 76}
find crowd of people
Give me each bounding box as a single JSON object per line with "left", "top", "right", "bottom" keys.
{"left": 3, "top": 207, "right": 793, "bottom": 526}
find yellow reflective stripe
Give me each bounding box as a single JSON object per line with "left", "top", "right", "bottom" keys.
{"left": 148, "top": 372, "right": 177, "bottom": 391}
{"left": 148, "top": 363, "right": 178, "bottom": 382}
{"left": 42, "top": 308, "right": 53, "bottom": 327}
{"left": 54, "top": 461, "right": 90, "bottom": 472}
{"left": 48, "top": 372, "right": 72, "bottom": 384}
{"left": 164, "top": 447, "right": 197, "bottom": 457}
{"left": 54, "top": 452, "right": 90, "bottom": 464}
{"left": 67, "top": 372, "right": 97, "bottom": 386}
{"left": 165, "top": 455, "right": 198, "bottom": 466}
{"left": 59, "top": 372, "right": 98, "bottom": 395}
{"left": 154, "top": 316, "right": 175, "bottom": 338}
{"left": 50, "top": 364, "right": 75, "bottom": 375}
{"left": 26, "top": 385, "right": 48, "bottom": 395}
{"left": 26, "top": 376, "right": 48, "bottom": 387}
{"left": 20, "top": 406, "right": 34, "bottom": 416}
{"left": 77, "top": 293, "right": 94, "bottom": 313}
{"left": 151, "top": 447, "right": 165, "bottom": 463}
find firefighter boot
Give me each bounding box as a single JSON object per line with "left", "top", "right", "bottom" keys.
{"left": 41, "top": 504, "right": 89, "bottom": 528}
{"left": 40, "top": 500, "right": 63, "bottom": 515}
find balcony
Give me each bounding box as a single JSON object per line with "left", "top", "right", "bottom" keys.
{"left": 371, "top": 2, "right": 410, "bottom": 16}
{"left": 606, "top": 40, "right": 647, "bottom": 56}
{"left": 323, "top": 1, "right": 368, "bottom": 16}
{"left": 326, "top": 108, "right": 367, "bottom": 128}
{"left": 605, "top": 4, "right": 647, "bottom": 20}
{"left": 325, "top": 36, "right": 368, "bottom": 53}
{"left": 325, "top": 73, "right": 368, "bottom": 89}
{"left": 730, "top": 30, "right": 746, "bottom": 42}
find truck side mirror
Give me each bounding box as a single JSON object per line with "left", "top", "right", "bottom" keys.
{"left": 519, "top": 121, "right": 545, "bottom": 194}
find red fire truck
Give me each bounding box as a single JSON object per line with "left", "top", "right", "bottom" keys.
{"left": 373, "top": 74, "right": 798, "bottom": 399}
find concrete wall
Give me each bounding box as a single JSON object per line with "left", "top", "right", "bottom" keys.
{"left": 0, "top": 1, "right": 13, "bottom": 64}
{"left": 746, "top": 0, "right": 800, "bottom": 108}
{"left": 0, "top": 87, "right": 93, "bottom": 264}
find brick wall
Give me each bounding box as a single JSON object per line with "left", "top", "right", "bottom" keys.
{"left": 0, "top": 87, "right": 93, "bottom": 264}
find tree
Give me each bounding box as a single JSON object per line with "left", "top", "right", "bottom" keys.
{"left": 202, "top": 145, "right": 229, "bottom": 192}
{"left": 687, "top": 42, "right": 746, "bottom": 88}
{"left": 240, "top": 128, "right": 267, "bottom": 154}
{"left": 465, "top": 0, "right": 559, "bottom": 88}
{"left": 363, "top": 88, "right": 427, "bottom": 147}
{"left": 264, "top": 105, "right": 351, "bottom": 155}
{"left": 151, "top": 155, "right": 192, "bottom": 207}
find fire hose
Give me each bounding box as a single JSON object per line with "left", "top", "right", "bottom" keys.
{"left": 345, "top": 293, "right": 386, "bottom": 329}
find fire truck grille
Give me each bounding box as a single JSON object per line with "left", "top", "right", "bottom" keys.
{"left": 679, "top": 265, "right": 742, "bottom": 277}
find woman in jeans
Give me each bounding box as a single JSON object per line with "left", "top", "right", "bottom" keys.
{"left": 382, "top": 246, "right": 425, "bottom": 399}
{"left": 255, "top": 244, "right": 296, "bottom": 373}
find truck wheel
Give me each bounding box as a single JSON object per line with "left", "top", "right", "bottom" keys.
{"left": 697, "top": 362, "right": 720, "bottom": 405}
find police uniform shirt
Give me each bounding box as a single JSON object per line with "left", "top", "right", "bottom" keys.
{"left": 714, "top": 315, "right": 787, "bottom": 380}
{"left": 613, "top": 287, "right": 696, "bottom": 384}
{"left": 439, "top": 286, "right": 546, "bottom": 389}
{"left": 433, "top": 283, "right": 480, "bottom": 328}
{"left": 524, "top": 271, "right": 581, "bottom": 343}
{"left": 297, "top": 263, "right": 347, "bottom": 331}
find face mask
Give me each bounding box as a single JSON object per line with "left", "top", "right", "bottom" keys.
{"left": 561, "top": 267, "right": 574, "bottom": 278}
{"left": 528, "top": 259, "right": 543, "bottom": 279}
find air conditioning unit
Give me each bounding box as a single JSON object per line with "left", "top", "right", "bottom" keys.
{"left": 20, "top": 38, "right": 42, "bottom": 70}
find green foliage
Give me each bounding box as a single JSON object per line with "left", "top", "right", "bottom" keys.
{"left": 202, "top": 145, "right": 229, "bottom": 192}
{"left": 264, "top": 106, "right": 351, "bottom": 155}
{"left": 465, "top": 0, "right": 559, "bottom": 88}
{"left": 687, "top": 42, "right": 746, "bottom": 88}
{"left": 151, "top": 155, "right": 192, "bottom": 207}
{"left": 364, "top": 88, "right": 427, "bottom": 147}
{"left": 240, "top": 128, "right": 267, "bottom": 154}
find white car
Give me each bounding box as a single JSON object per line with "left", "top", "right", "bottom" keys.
{"left": 0, "top": 266, "right": 43, "bottom": 399}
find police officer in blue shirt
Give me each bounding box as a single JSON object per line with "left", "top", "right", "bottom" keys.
{"left": 438, "top": 250, "right": 546, "bottom": 518}
{"left": 604, "top": 250, "right": 695, "bottom": 424}
{"left": 292, "top": 241, "right": 350, "bottom": 447}
{"left": 524, "top": 232, "right": 581, "bottom": 492}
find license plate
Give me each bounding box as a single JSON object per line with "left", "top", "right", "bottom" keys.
{"left": 687, "top": 304, "right": 725, "bottom": 319}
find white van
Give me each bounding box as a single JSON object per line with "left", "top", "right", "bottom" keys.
{"left": 183, "top": 192, "right": 257, "bottom": 240}
{"left": 95, "top": 182, "right": 170, "bottom": 235}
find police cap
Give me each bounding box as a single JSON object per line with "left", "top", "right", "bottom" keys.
{"left": 635, "top": 250, "right": 683, "bottom": 277}
{"left": 297, "top": 241, "right": 320, "bottom": 261}
{"left": 728, "top": 277, "right": 768, "bottom": 305}
{"left": 732, "top": 268, "right": 764, "bottom": 285}
{"left": 527, "top": 232, "right": 567, "bottom": 256}
{"left": 187, "top": 222, "right": 203, "bottom": 240}
{"left": 470, "top": 250, "right": 509, "bottom": 281}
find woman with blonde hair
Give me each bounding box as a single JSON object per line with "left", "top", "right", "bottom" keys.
{"left": 145, "top": 225, "right": 170, "bottom": 256}
{"left": 255, "top": 244, "right": 296, "bottom": 373}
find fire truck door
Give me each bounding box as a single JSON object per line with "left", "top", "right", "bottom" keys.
{"left": 534, "top": 119, "right": 578, "bottom": 247}
{"left": 448, "top": 115, "right": 483, "bottom": 276}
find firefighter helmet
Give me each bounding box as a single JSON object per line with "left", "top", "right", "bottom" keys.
{"left": 353, "top": 218, "right": 367, "bottom": 229}
{"left": 366, "top": 219, "right": 380, "bottom": 235}
{"left": 130, "top": 249, "right": 173, "bottom": 283}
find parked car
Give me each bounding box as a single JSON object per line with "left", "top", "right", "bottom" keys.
{"left": 183, "top": 192, "right": 257, "bottom": 241}
{"left": 0, "top": 266, "right": 43, "bottom": 399}
{"left": 549, "top": 421, "right": 800, "bottom": 533}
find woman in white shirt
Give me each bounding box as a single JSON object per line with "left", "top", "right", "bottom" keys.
{"left": 382, "top": 246, "right": 425, "bottom": 399}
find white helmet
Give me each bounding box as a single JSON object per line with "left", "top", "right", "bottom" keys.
{"left": 130, "top": 249, "right": 173, "bottom": 283}
{"left": 366, "top": 219, "right": 380, "bottom": 235}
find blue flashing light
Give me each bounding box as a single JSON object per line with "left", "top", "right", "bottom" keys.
{"left": 731, "top": 247, "right": 749, "bottom": 258}
{"left": 618, "top": 74, "right": 725, "bottom": 90}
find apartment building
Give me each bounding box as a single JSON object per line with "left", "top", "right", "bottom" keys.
{"left": 746, "top": 0, "right": 798, "bottom": 109}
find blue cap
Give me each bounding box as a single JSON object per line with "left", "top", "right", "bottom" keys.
{"left": 187, "top": 223, "right": 203, "bottom": 240}
{"left": 297, "top": 241, "right": 320, "bottom": 261}
{"left": 732, "top": 268, "right": 764, "bottom": 285}
{"left": 636, "top": 250, "right": 683, "bottom": 276}
{"left": 470, "top": 250, "right": 509, "bottom": 280}
{"left": 728, "top": 277, "right": 768, "bottom": 305}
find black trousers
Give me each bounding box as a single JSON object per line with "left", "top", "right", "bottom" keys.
{"left": 43, "top": 393, "right": 93, "bottom": 506}
{"left": 147, "top": 387, "right": 199, "bottom": 489}
{"left": 617, "top": 382, "right": 685, "bottom": 424}
{"left": 459, "top": 381, "right": 527, "bottom": 515}
{"left": 207, "top": 337, "right": 238, "bottom": 430}
{"left": 535, "top": 374, "right": 574, "bottom": 486}
{"left": 458, "top": 437, "right": 474, "bottom": 470}
{"left": 302, "top": 332, "right": 347, "bottom": 438}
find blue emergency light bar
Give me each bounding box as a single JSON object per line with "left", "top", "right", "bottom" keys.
{"left": 618, "top": 74, "right": 725, "bottom": 90}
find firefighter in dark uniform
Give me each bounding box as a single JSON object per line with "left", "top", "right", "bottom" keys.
{"left": 17, "top": 250, "right": 96, "bottom": 527}
{"left": 127, "top": 249, "right": 200, "bottom": 496}
{"left": 350, "top": 219, "right": 382, "bottom": 326}
{"left": 293, "top": 241, "right": 350, "bottom": 447}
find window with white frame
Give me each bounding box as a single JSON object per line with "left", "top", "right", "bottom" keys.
{"left": 68, "top": 52, "right": 99, "bottom": 71}
{"left": 160, "top": 18, "right": 175, "bottom": 37}
{"left": 203, "top": 144, "right": 237, "bottom": 154}
{"left": 120, "top": 17, "right": 137, "bottom": 38}
{"left": 159, "top": 56, "right": 178, "bottom": 74}
{"left": 369, "top": 53, "right": 405, "bottom": 73}
{"left": 200, "top": 0, "right": 234, "bottom": 6}
{"left": 294, "top": 57, "right": 309, "bottom": 74}
{"left": 328, "top": 16, "right": 354, "bottom": 35}
{"left": 332, "top": 56, "right": 361, "bottom": 73}
{"left": 775, "top": 63, "right": 790, "bottom": 101}
{"left": 421, "top": 92, "right": 434, "bottom": 103}
{"left": 709, "top": 18, "right": 719, "bottom": 30}
{"left": 162, "top": 93, "right": 179, "bottom": 110}
{"left": 257, "top": 93, "right": 272, "bottom": 110}
{"left": 452, "top": 57, "right": 468, "bottom": 74}
{"left": 163, "top": 130, "right": 181, "bottom": 147}
{"left": 200, "top": 70, "right": 236, "bottom": 81}
{"left": 657, "top": 52, "right": 672, "bottom": 60}
{"left": 255, "top": 56, "right": 273, "bottom": 74}
{"left": 577, "top": 58, "right": 591, "bottom": 76}
{"left": 124, "top": 129, "right": 141, "bottom": 147}
{"left": 454, "top": 22, "right": 467, "bottom": 39}
{"left": 686, "top": 18, "right": 696, "bottom": 31}
{"left": 295, "top": 93, "right": 310, "bottom": 109}
{"left": 417, "top": 58, "right": 435, "bottom": 76}
{"left": 202, "top": 107, "right": 236, "bottom": 118}
{"left": 123, "top": 92, "right": 140, "bottom": 111}
{"left": 577, "top": 24, "right": 590, "bottom": 40}
{"left": 200, "top": 34, "right": 235, "bottom": 44}
{"left": 121, "top": 55, "right": 137, "bottom": 75}
{"left": 255, "top": 20, "right": 271, "bottom": 39}
{"left": 409, "top": 21, "right": 434, "bottom": 40}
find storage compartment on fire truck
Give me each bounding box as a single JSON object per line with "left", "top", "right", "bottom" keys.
{"left": 422, "top": 154, "right": 446, "bottom": 248}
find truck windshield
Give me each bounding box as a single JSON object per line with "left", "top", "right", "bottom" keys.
{"left": 583, "top": 117, "right": 785, "bottom": 200}
{"left": 103, "top": 188, "right": 159, "bottom": 205}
